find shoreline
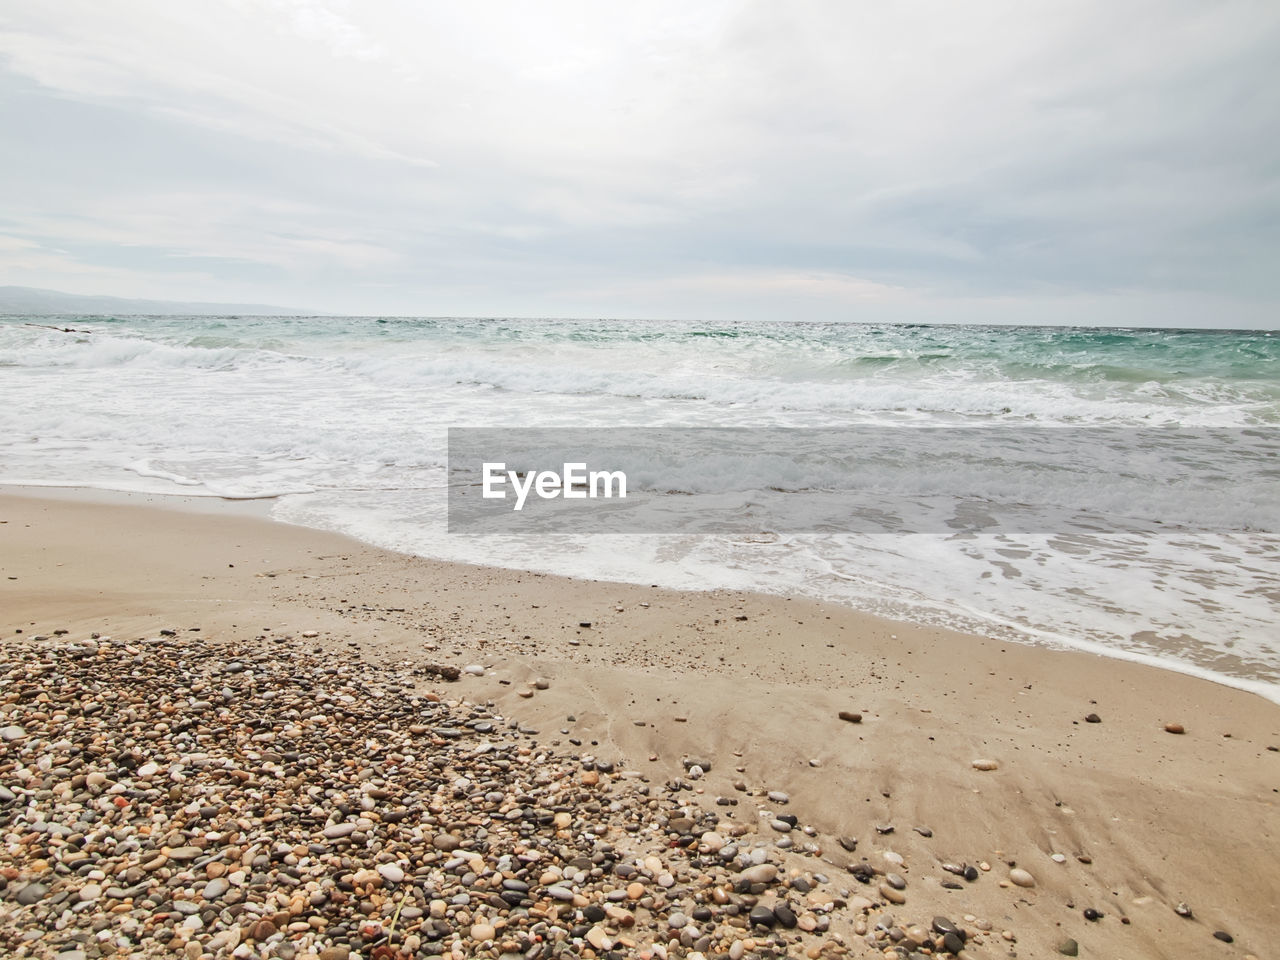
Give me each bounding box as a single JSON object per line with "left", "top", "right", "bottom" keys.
{"left": 2, "top": 490, "right": 1278, "bottom": 958}
{"left": 5, "top": 481, "right": 1278, "bottom": 707}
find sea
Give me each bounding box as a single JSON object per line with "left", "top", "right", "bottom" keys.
{"left": 2, "top": 316, "right": 1277, "bottom": 701}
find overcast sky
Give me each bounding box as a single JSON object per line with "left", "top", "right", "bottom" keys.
{"left": 1, "top": 1, "right": 1277, "bottom": 325}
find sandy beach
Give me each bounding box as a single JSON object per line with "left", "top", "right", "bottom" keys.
{"left": 1, "top": 489, "right": 1276, "bottom": 960}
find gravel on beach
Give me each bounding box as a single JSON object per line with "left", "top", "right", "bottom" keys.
{"left": 0, "top": 631, "right": 1073, "bottom": 959}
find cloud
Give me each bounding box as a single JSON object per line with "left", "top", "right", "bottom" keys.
{"left": 0, "top": 0, "right": 1276, "bottom": 322}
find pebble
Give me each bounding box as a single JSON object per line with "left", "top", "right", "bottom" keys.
{"left": 585, "top": 926, "right": 610, "bottom": 949}
{"left": 16, "top": 883, "right": 49, "bottom": 905}
{"left": 1165, "top": 722, "right": 1186, "bottom": 734}
{"left": 377, "top": 863, "right": 405, "bottom": 883}
{"left": 1058, "top": 938, "right": 1079, "bottom": 956}
{"left": 972, "top": 758, "right": 999, "bottom": 771}
{"left": 879, "top": 882, "right": 906, "bottom": 904}
{"left": 0, "top": 725, "right": 26, "bottom": 741}
{"left": 738, "top": 863, "right": 778, "bottom": 884}
{"left": 838, "top": 711, "right": 862, "bottom": 723}
{"left": 1009, "top": 868, "right": 1036, "bottom": 888}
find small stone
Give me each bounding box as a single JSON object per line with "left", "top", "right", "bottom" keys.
{"left": 318, "top": 949, "right": 349, "bottom": 960}
{"left": 585, "top": 927, "right": 610, "bottom": 949}
{"left": 378, "top": 863, "right": 405, "bottom": 884}
{"left": 78, "top": 882, "right": 102, "bottom": 902}
{"left": 433, "top": 833, "right": 461, "bottom": 851}
{"left": 767, "top": 790, "right": 789, "bottom": 804}
{"left": 838, "top": 711, "right": 862, "bottom": 723}
{"left": 470, "top": 923, "right": 495, "bottom": 942}
{"left": 1085, "top": 713, "right": 1101, "bottom": 723}
{"left": 1164, "top": 722, "right": 1185, "bottom": 735}
{"left": 203, "top": 877, "right": 230, "bottom": 899}
{"left": 464, "top": 664, "right": 485, "bottom": 676}
{"left": 749, "top": 904, "right": 776, "bottom": 927}
{"left": 1174, "top": 902, "right": 1193, "bottom": 918}
{"left": 323, "top": 823, "right": 357, "bottom": 839}
{"left": 16, "top": 883, "right": 49, "bottom": 905}
{"left": 1084, "top": 907, "right": 1103, "bottom": 921}
{"left": 699, "top": 831, "right": 725, "bottom": 853}
{"left": 972, "top": 758, "right": 999, "bottom": 771}
{"left": 838, "top": 836, "right": 858, "bottom": 852}
{"left": 0, "top": 725, "right": 26, "bottom": 742}
{"left": 738, "top": 863, "right": 778, "bottom": 885}
{"left": 1058, "top": 939, "right": 1079, "bottom": 956}
{"left": 772, "top": 903, "right": 797, "bottom": 928}
{"left": 1213, "top": 931, "right": 1233, "bottom": 943}
{"left": 879, "top": 882, "right": 906, "bottom": 904}
{"left": 1009, "top": 868, "right": 1036, "bottom": 888}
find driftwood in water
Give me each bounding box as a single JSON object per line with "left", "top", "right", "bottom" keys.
{"left": 24, "top": 322, "right": 92, "bottom": 333}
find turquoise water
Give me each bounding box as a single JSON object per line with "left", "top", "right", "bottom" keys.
{"left": 2, "top": 316, "right": 1277, "bottom": 698}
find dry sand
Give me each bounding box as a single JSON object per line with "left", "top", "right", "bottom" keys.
{"left": 2, "top": 489, "right": 1277, "bottom": 959}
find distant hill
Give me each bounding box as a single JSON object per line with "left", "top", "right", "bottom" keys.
{"left": 0, "top": 285, "right": 315, "bottom": 316}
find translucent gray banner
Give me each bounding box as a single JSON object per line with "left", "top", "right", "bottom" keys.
{"left": 447, "top": 427, "right": 1279, "bottom": 535}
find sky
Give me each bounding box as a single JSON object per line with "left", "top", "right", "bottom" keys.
{"left": 1, "top": 0, "right": 1277, "bottom": 325}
